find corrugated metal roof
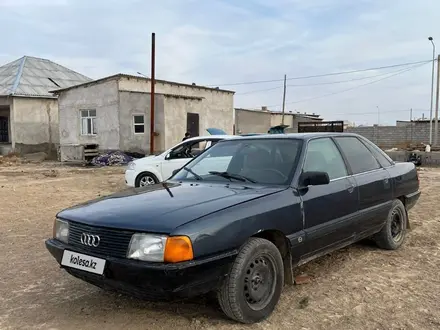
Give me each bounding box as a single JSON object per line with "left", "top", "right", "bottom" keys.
{"left": 0, "top": 56, "right": 92, "bottom": 98}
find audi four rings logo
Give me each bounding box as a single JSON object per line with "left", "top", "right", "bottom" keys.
{"left": 80, "top": 233, "right": 100, "bottom": 247}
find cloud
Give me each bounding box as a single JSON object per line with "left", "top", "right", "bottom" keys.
{"left": 0, "top": 0, "right": 439, "bottom": 125}
{"left": 0, "top": 0, "right": 68, "bottom": 6}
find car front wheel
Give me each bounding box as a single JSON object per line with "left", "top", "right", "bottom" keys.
{"left": 217, "top": 237, "right": 284, "bottom": 324}
{"left": 135, "top": 173, "right": 158, "bottom": 187}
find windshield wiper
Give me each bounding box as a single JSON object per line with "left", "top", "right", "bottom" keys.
{"left": 182, "top": 166, "right": 203, "bottom": 180}
{"left": 209, "top": 171, "right": 257, "bottom": 183}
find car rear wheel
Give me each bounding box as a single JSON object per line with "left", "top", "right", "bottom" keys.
{"left": 217, "top": 237, "right": 284, "bottom": 324}
{"left": 374, "top": 199, "right": 408, "bottom": 250}
{"left": 135, "top": 173, "right": 158, "bottom": 187}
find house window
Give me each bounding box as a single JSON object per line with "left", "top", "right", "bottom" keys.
{"left": 80, "top": 110, "right": 97, "bottom": 135}
{"left": 133, "top": 115, "right": 145, "bottom": 134}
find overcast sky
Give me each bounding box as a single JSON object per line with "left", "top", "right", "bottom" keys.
{"left": 0, "top": 0, "right": 439, "bottom": 125}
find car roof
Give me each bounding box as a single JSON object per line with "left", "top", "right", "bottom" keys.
{"left": 184, "top": 134, "right": 235, "bottom": 142}
{"left": 224, "top": 132, "right": 363, "bottom": 141}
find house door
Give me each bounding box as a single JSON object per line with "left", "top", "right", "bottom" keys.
{"left": 187, "top": 113, "right": 199, "bottom": 138}
{"left": 0, "top": 117, "right": 8, "bottom": 143}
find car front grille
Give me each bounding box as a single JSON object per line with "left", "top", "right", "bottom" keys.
{"left": 68, "top": 221, "right": 134, "bottom": 258}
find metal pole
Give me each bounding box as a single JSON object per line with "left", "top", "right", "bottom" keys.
{"left": 281, "top": 74, "right": 286, "bottom": 125}
{"left": 150, "top": 32, "right": 156, "bottom": 155}
{"left": 429, "top": 37, "right": 435, "bottom": 145}
{"left": 434, "top": 54, "right": 440, "bottom": 145}
{"left": 377, "top": 105, "right": 380, "bottom": 125}
{"left": 376, "top": 105, "right": 380, "bottom": 144}
{"left": 410, "top": 108, "right": 413, "bottom": 143}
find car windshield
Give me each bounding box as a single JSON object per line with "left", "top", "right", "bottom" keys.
{"left": 172, "top": 138, "right": 303, "bottom": 185}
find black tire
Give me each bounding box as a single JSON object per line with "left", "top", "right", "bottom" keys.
{"left": 217, "top": 237, "right": 284, "bottom": 324}
{"left": 135, "top": 172, "right": 158, "bottom": 187}
{"left": 374, "top": 199, "right": 408, "bottom": 250}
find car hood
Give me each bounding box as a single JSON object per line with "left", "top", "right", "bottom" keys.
{"left": 57, "top": 182, "right": 286, "bottom": 233}
{"left": 133, "top": 154, "right": 160, "bottom": 164}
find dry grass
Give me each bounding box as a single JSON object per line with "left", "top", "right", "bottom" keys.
{"left": 0, "top": 163, "right": 439, "bottom": 330}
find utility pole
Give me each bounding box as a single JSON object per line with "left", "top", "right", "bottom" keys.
{"left": 281, "top": 74, "right": 287, "bottom": 125}
{"left": 376, "top": 106, "right": 380, "bottom": 144}
{"left": 429, "top": 37, "right": 435, "bottom": 145}
{"left": 435, "top": 54, "right": 440, "bottom": 146}
{"left": 149, "top": 32, "right": 156, "bottom": 155}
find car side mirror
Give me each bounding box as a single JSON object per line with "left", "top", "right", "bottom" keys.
{"left": 300, "top": 171, "right": 330, "bottom": 187}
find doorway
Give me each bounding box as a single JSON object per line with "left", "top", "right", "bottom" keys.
{"left": 186, "top": 113, "right": 199, "bottom": 138}
{"left": 0, "top": 116, "right": 9, "bottom": 143}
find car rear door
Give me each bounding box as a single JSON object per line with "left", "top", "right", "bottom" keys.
{"left": 333, "top": 136, "right": 393, "bottom": 237}
{"left": 300, "top": 137, "right": 359, "bottom": 258}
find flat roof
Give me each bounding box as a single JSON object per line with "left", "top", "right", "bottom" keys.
{"left": 234, "top": 107, "right": 321, "bottom": 119}
{"left": 50, "top": 73, "right": 235, "bottom": 95}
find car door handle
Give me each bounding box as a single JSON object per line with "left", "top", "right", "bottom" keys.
{"left": 347, "top": 183, "right": 355, "bottom": 193}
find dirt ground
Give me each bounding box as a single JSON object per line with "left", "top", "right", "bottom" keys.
{"left": 0, "top": 161, "right": 439, "bottom": 330}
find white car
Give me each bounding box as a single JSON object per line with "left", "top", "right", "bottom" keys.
{"left": 125, "top": 133, "right": 234, "bottom": 187}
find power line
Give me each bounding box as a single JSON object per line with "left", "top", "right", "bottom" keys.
{"left": 236, "top": 66, "right": 423, "bottom": 95}
{"left": 330, "top": 108, "right": 426, "bottom": 117}
{"left": 262, "top": 62, "right": 429, "bottom": 108}
{"left": 270, "top": 108, "right": 428, "bottom": 119}
{"left": 205, "top": 59, "right": 432, "bottom": 87}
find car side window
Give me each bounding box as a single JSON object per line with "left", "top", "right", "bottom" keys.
{"left": 360, "top": 138, "right": 394, "bottom": 167}
{"left": 303, "top": 138, "right": 348, "bottom": 180}
{"left": 169, "top": 141, "right": 192, "bottom": 159}
{"left": 334, "top": 137, "right": 381, "bottom": 174}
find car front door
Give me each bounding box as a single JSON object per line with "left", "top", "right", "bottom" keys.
{"left": 160, "top": 141, "right": 195, "bottom": 180}
{"left": 160, "top": 138, "right": 212, "bottom": 180}
{"left": 299, "top": 137, "right": 359, "bottom": 259}
{"left": 334, "top": 136, "right": 393, "bottom": 237}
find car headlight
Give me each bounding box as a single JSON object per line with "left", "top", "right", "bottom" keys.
{"left": 53, "top": 218, "right": 69, "bottom": 243}
{"left": 127, "top": 161, "right": 136, "bottom": 170}
{"left": 127, "top": 234, "right": 194, "bottom": 263}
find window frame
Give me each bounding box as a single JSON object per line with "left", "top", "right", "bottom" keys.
{"left": 133, "top": 114, "right": 145, "bottom": 135}
{"left": 358, "top": 136, "right": 394, "bottom": 168}
{"left": 333, "top": 136, "right": 382, "bottom": 175}
{"left": 300, "top": 137, "right": 350, "bottom": 182}
{"left": 79, "top": 109, "right": 97, "bottom": 136}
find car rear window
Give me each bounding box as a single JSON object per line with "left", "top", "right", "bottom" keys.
{"left": 360, "top": 138, "right": 394, "bottom": 167}
{"left": 334, "top": 136, "right": 381, "bottom": 174}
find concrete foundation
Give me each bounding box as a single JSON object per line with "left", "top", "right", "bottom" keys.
{"left": 14, "top": 143, "right": 58, "bottom": 160}
{"left": 385, "top": 150, "right": 440, "bottom": 166}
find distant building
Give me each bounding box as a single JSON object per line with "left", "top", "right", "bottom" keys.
{"left": 343, "top": 120, "right": 355, "bottom": 129}
{"left": 52, "top": 74, "right": 234, "bottom": 161}
{"left": 0, "top": 56, "right": 91, "bottom": 156}
{"left": 234, "top": 106, "right": 323, "bottom": 134}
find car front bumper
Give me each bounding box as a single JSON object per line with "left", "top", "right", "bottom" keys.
{"left": 124, "top": 169, "right": 136, "bottom": 187}
{"left": 45, "top": 239, "right": 236, "bottom": 301}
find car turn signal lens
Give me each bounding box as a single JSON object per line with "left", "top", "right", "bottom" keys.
{"left": 164, "top": 236, "right": 194, "bottom": 263}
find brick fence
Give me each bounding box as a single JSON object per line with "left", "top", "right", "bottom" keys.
{"left": 346, "top": 122, "right": 439, "bottom": 149}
